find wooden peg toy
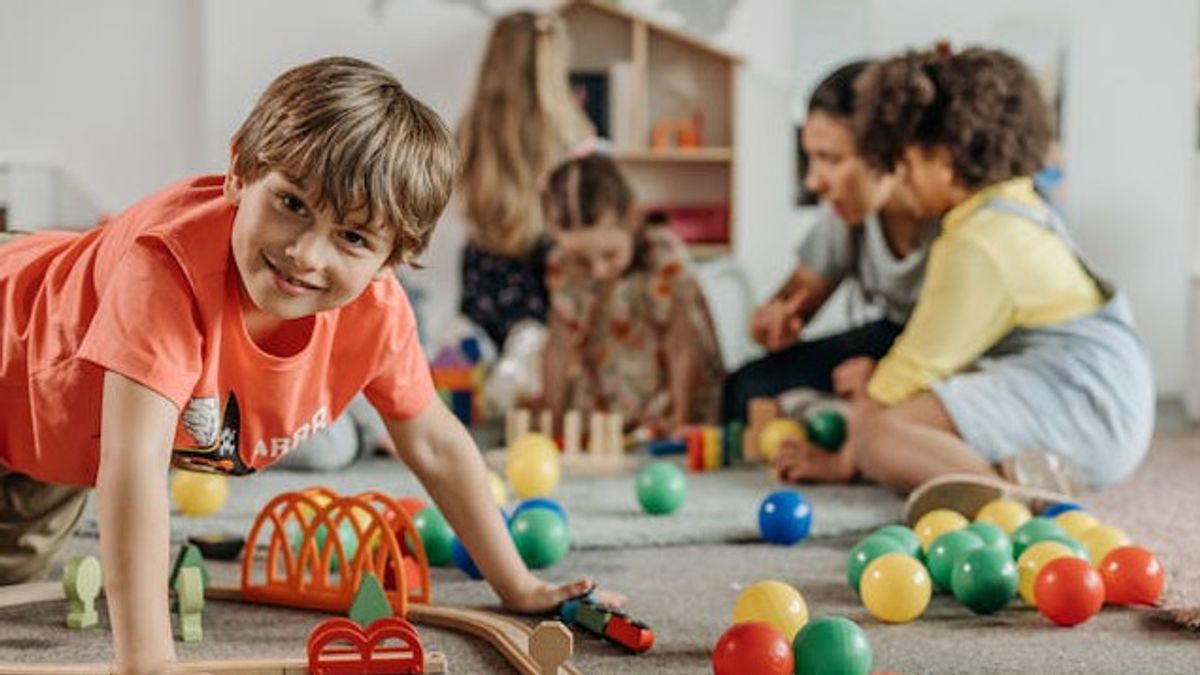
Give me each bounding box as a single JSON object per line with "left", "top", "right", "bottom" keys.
{"left": 530, "top": 621, "right": 573, "bottom": 675}
{"left": 63, "top": 555, "right": 101, "bottom": 629}
{"left": 175, "top": 566, "right": 205, "bottom": 642}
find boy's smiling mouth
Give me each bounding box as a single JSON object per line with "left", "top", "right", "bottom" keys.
{"left": 261, "top": 252, "right": 324, "bottom": 293}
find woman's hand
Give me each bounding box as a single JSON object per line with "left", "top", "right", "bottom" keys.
{"left": 750, "top": 288, "right": 808, "bottom": 352}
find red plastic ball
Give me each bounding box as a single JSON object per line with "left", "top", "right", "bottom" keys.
{"left": 1034, "top": 556, "right": 1106, "bottom": 627}
{"left": 712, "top": 621, "right": 794, "bottom": 675}
{"left": 1100, "top": 545, "right": 1165, "bottom": 606}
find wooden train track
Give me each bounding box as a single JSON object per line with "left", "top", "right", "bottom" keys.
{"left": 0, "top": 580, "right": 581, "bottom": 675}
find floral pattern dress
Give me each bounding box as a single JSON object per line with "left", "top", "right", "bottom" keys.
{"left": 545, "top": 227, "right": 724, "bottom": 428}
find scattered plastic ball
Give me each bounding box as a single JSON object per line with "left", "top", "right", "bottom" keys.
{"left": 732, "top": 580, "right": 809, "bottom": 640}
{"left": 511, "top": 497, "right": 568, "bottom": 525}
{"left": 805, "top": 410, "right": 846, "bottom": 452}
{"left": 792, "top": 616, "right": 873, "bottom": 675}
{"left": 1055, "top": 510, "right": 1100, "bottom": 541}
{"left": 871, "top": 525, "right": 923, "bottom": 560}
{"left": 509, "top": 507, "right": 569, "bottom": 569}
{"left": 1011, "top": 517, "right": 1068, "bottom": 558}
{"left": 758, "top": 418, "right": 805, "bottom": 462}
{"left": 1035, "top": 556, "right": 1105, "bottom": 626}
{"left": 1100, "top": 545, "right": 1165, "bottom": 606}
{"left": 291, "top": 519, "right": 358, "bottom": 572}
{"left": 914, "top": 509, "right": 969, "bottom": 552}
{"left": 170, "top": 471, "right": 229, "bottom": 517}
{"left": 1036, "top": 533, "right": 1088, "bottom": 560}
{"left": 488, "top": 471, "right": 508, "bottom": 506}
{"left": 758, "top": 489, "right": 813, "bottom": 546}
{"left": 1079, "top": 524, "right": 1132, "bottom": 565}
{"left": 506, "top": 432, "right": 561, "bottom": 498}
{"left": 847, "top": 535, "right": 907, "bottom": 593}
{"left": 413, "top": 506, "right": 455, "bottom": 566}
{"left": 1041, "top": 501, "right": 1084, "bottom": 518}
{"left": 636, "top": 461, "right": 688, "bottom": 515}
{"left": 951, "top": 547, "right": 1018, "bottom": 615}
{"left": 1016, "top": 540, "right": 1077, "bottom": 605}
{"left": 926, "top": 529, "right": 986, "bottom": 592}
{"left": 859, "top": 553, "right": 932, "bottom": 624}
{"left": 451, "top": 537, "right": 483, "bottom": 579}
{"left": 974, "top": 498, "right": 1031, "bottom": 535}
{"left": 964, "top": 522, "right": 1012, "bottom": 559}
{"left": 712, "top": 621, "right": 794, "bottom": 675}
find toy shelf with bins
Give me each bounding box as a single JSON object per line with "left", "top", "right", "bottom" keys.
{"left": 559, "top": 0, "right": 741, "bottom": 258}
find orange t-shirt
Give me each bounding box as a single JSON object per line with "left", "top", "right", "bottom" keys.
{"left": 0, "top": 176, "right": 433, "bottom": 486}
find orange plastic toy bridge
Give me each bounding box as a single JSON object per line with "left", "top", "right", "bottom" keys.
{"left": 242, "top": 487, "right": 431, "bottom": 615}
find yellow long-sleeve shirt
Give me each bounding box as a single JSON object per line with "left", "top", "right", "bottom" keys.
{"left": 867, "top": 177, "right": 1105, "bottom": 405}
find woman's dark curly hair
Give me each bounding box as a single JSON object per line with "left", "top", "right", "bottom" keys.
{"left": 853, "top": 46, "right": 1052, "bottom": 189}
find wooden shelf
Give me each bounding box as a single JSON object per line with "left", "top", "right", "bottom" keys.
{"left": 612, "top": 147, "right": 733, "bottom": 163}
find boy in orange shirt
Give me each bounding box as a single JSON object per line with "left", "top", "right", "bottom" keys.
{"left": 0, "top": 57, "right": 616, "bottom": 673}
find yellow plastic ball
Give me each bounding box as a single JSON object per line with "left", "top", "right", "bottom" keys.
{"left": 732, "top": 580, "right": 809, "bottom": 640}
{"left": 506, "top": 432, "right": 561, "bottom": 499}
{"left": 974, "top": 498, "right": 1032, "bottom": 535}
{"left": 170, "top": 470, "right": 229, "bottom": 517}
{"left": 1079, "top": 524, "right": 1132, "bottom": 565}
{"left": 488, "top": 471, "right": 509, "bottom": 507}
{"left": 914, "top": 509, "right": 969, "bottom": 552}
{"left": 859, "top": 553, "right": 931, "bottom": 623}
{"left": 758, "top": 419, "right": 805, "bottom": 462}
{"left": 1016, "top": 540, "right": 1076, "bottom": 605}
{"left": 1055, "top": 510, "right": 1100, "bottom": 541}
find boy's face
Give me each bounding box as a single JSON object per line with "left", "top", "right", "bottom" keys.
{"left": 224, "top": 167, "right": 396, "bottom": 321}
{"left": 802, "top": 110, "right": 894, "bottom": 227}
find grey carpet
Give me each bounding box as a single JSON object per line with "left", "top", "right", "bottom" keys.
{"left": 76, "top": 459, "right": 905, "bottom": 549}
{"left": 4, "top": 428, "right": 1198, "bottom": 674}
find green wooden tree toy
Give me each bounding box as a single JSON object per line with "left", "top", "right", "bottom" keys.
{"left": 348, "top": 572, "right": 393, "bottom": 628}
{"left": 174, "top": 566, "right": 205, "bottom": 642}
{"left": 63, "top": 555, "right": 102, "bottom": 629}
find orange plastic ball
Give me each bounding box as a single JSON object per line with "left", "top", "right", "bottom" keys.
{"left": 1034, "top": 556, "right": 1105, "bottom": 627}
{"left": 1099, "top": 545, "right": 1165, "bottom": 606}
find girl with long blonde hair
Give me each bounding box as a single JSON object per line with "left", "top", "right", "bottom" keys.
{"left": 457, "top": 10, "right": 594, "bottom": 348}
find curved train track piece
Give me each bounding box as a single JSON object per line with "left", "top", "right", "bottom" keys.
{"left": 0, "top": 580, "right": 581, "bottom": 675}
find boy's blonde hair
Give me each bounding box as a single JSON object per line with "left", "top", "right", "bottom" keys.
{"left": 232, "top": 56, "right": 457, "bottom": 267}
{"left": 457, "top": 11, "right": 594, "bottom": 257}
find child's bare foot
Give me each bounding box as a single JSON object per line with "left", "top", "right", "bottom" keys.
{"left": 772, "top": 437, "right": 856, "bottom": 483}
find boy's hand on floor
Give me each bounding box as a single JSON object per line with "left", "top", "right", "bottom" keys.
{"left": 501, "top": 577, "right": 626, "bottom": 614}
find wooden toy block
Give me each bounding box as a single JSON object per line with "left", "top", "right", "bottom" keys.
{"left": 530, "top": 621, "right": 573, "bottom": 675}
{"left": 349, "top": 573, "right": 393, "bottom": 628}
{"left": 175, "top": 566, "right": 205, "bottom": 643}
{"left": 587, "top": 412, "right": 605, "bottom": 454}
{"left": 685, "top": 427, "right": 704, "bottom": 472}
{"left": 702, "top": 426, "right": 722, "bottom": 471}
{"left": 744, "top": 397, "right": 780, "bottom": 462}
{"left": 562, "top": 410, "right": 582, "bottom": 454}
{"left": 538, "top": 409, "right": 554, "bottom": 437}
{"left": 63, "top": 555, "right": 101, "bottom": 629}
{"left": 506, "top": 409, "right": 531, "bottom": 445}
{"left": 603, "top": 413, "right": 623, "bottom": 456}
{"left": 725, "top": 421, "right": 744, "bottom": 465}
{"left": 307, "top": 616, "right": 426, "bottom": 674}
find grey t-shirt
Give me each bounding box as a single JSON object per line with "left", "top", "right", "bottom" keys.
{"left": 796, "top": 208, "right": 936, "bottom": 324}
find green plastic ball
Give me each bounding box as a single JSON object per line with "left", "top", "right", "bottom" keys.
{"left": 510, "top": 508, "right": 570, "bottom": 569}
{"left": 1011, "top": 517, "right": 1067, "bottom": 558}
{"left": 413, "top": 506, "right": 455, "bottom": 566}
{"left": 965, "top": 522, "right": 1013, "bottom": 559}
{"left": 871, "top": 525, "right": 923, "bottom": 561}
{"left": 926, "top": 529, "right": 985, "bottom": 592}
{"left": 805, "top": 411, "right": 846, "bottom": 452}
{"left": 792, "top": 615, "right": 873, "bottom": 675}
{"left": 951, "top": 547, "right": 1018, "bottom": 614}
{"left": 291, "top": 520, "right": 357, "bottom": 572}
{"left": 636, "top": 461, "right": 687, "bottom": 515}
{"left": 846, "top": 535, "right": 907, "bottom": 593}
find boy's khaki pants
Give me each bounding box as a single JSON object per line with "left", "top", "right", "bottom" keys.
{"left": 0, "top": 467, "right": 90, "bottom": 584}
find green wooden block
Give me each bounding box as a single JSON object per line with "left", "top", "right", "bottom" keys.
{"left": 575, "top": 601, "right": 611, "bottom": 635}
{"left": 349, "top": 573, "right": 393, "bottom": 628}
{"left": 169, "top": 543, "right": 211, "bottom": 589}
{"left": 726, "top": 421, "right": 744, "bottom": 465}
{"left": 174, "top": 566, "right": 205, "bottom": 642}
{"left": 63, "top": 555, "right": 101, "bottom": 629}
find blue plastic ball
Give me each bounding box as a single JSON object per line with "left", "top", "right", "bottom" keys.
{"left": 1041, "top": 501, "right": 1084, "bottom": 518}
{"left": 511, "top": 498, "right": 568, "bottom": 525}
{"left": 451, "top": 537, "right": 483, "bottom": 579}
{"left": 758, "top": 489, "right": 813, "bottom": 545}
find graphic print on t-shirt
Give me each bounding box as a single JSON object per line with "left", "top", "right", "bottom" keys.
{"left": 172, "top": 392, "right": 254, "bottom": 476}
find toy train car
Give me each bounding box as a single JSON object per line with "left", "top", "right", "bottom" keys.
{"left": 560, "top": 595, "right": 654, "bottom": 653}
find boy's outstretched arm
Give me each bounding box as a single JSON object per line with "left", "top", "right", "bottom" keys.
{"left": 385, "top": 397, "right": 624, "bottom": 612}
{"left": 98, "top": 371, "right": 178, "bottom": 674}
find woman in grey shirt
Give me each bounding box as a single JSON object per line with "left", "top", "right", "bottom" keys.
{"left": 722, "top": 61, "right": 936, "bottom": 443}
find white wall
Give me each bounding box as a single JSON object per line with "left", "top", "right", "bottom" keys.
{"left": 0, "top": 0, "right": 203, "bottom": 215}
